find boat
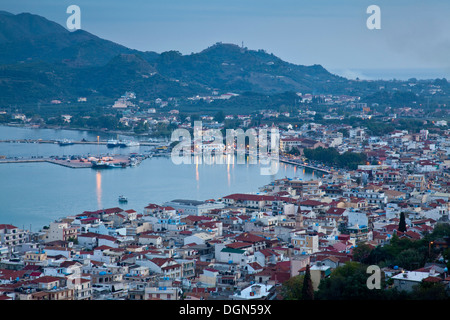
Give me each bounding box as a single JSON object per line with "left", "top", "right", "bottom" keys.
{"left": 58, "top": 139, "right": 74, "bottom": 146}
{"left": 118, "top": 195, "right": 128, "bottom": 203}
{"left": 129, "top": 158, "right": 138, "bottom": 166}
{"left": 124, "top": 140, "right": 140, "bottom": 147}
{"left": 108, "top": 162, "right": 127, "bottom": 168}
{"left": 91, "top": 160, "right": 111, "bottom": 169}
{"left": 107, "top": 139, "right": 120, "bottom": 148}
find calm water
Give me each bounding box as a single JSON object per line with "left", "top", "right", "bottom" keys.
{"left": 0, "top": 125, "right": 155, "bottom": 158}
{"left": 0, "top": 125, "right": 316, "bottom": 231}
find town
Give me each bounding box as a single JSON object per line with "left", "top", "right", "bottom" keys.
{"left": 2, "top": 1, "right": 450, "bottom": 307}
{"left": 1, "top": 104, "right": 450, "bottom": 300}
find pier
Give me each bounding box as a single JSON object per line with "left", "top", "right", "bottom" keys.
{"left": 0, "top": 158, "right": 47, "bottom": 164}
{"left": 279, "top": 157, "right": 331, "bottom": 174}
{"left": 0, "top": 154, "right": 149, "bottom": 169}
{"left": 0, "top": 139, "right": 164, "bottom": 147}
{"left": 0, "top": 137, "right": 164, "bottom": 168}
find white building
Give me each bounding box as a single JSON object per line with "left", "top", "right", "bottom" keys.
{"left": 164, "top": 199, "right": 225, "bottom": 216}
{"left": 291, "top": 232, "right": 319, "bottom": 254}
{"left": 183, "top": 232, "right": 215, "bottom": 246}
{"left": 0, "top": 224, "right": 27, "bottom": 247}
{"left": 45, "top": 222, "right": 78, "bottom": 243}
{"left": 392, "top": 271, "right": 441, "bottom": 292}
{"left": 231, "top": 284, "right": 273, "bottom": 300}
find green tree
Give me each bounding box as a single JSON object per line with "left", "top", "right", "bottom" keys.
{"left": 303, "top": 147, "right": 366, "bottom": 170}
{"left": 429, "top": 223, "right": 450, "bottom": 240}
{"left": 314, "top": 113, "right": 323, "bottom": 122}
{"left": 179, "top": 113, "right": 188, "bottom": 123}
{"left": 394, "top": 248, "right": 426, "bottom": 271}
{"left": 411, "top": 280, "right": 448, "bottom": 300}
{"left": 443, "top": 248, "right": 450, "bottom": 271}
{"left": 214, "top": 110, "right": 225, "bottom": 123}
{"left": 134, "top": 121, "right": 150, "bottom": 134}
{"left": 281, "top": 275, "right": 304, "bottom": 300}
{"left": 301, "top": 264, "right": 314, "bottom": 300}
{"left": 287, "top": 147, "right": 301, "bottom": 157}
{"left": 316, "top": 262, "right": 395, "bottom": 300}
{"left": 67, "top": 236, "right": 78, "bottom": 245}
{"left": 398, "top": 212, "right": 407, "bottom": 233}
{"left": 338, "top": 128, "right": 349, "bottom": 138}
{"left": 353, "top": 243, "right": 373, "bottom": 264}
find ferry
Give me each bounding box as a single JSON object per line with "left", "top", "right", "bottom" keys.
{"left": 58, "top": 139, "right": 74, "bottom": 146}
{"left": 118, "top": 195, "right": 128, "bottom": 203}
{"left": 107, "top": 139, "right": 120, "bottom": 148}
{"left": 91, "top": 160, "right": 127, "bottom": 169}
{"left": 91, "top": 160, "right": 110, "bottom": 169}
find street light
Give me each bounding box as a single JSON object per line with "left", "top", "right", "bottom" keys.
{"left": 429, "top": 241, "right": 434, "bottom": 257}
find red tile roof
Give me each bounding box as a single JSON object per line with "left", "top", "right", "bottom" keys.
{"left": 234, "top": 232, "right": 266, "bottom": 243}
{"left": 226, "top": 242, "right": 252, "bottom": 249}
{"left": 0, "top": 224, "right": 17, "bottom": 230}
{"left": 31, "top": 276, "right": 61, "bottom": 284}
{"left": 326, "top": 207, "right": 346, "bottom": 215}
{"left": 423, "top": 276, "right": 442, "bottom": 283}
{"left": 223, "top": 194, "right": 277, "bottom": 202}
{"left": 299, "top": 200, "right": 324, "bottom": 207}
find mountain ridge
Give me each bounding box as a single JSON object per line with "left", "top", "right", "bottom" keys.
{"left": 0, "top": 10, "right": 349, "bottom": 105}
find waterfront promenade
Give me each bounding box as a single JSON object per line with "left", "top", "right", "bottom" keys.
{"left": 0, "top": 155, "right": 134, "bottom": 168}
{"left": 278, "top": 156, "right": 331, "bottom": 174}
{"left": 0, "top": 138, "right": 329, "bottom": 173}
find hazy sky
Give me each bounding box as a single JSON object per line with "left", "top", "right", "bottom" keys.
{"left": 2, "top": 0, "right": 450, "bottom": 79}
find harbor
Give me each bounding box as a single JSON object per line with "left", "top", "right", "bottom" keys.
{"left": 0, "top": 134, "right": 169, "bottom": 168}
{"left": 0, "top": 154, "right": 150, "bottom": 169}
{"left": 0, "top": 143, "right": 329, "bottom": 172}
{"left": 0, "top": 125, "right": 315, "bottom": 233}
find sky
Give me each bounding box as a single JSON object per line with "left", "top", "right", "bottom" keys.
{"left": 2, "top": 0, "right": 450, "bottom": 80}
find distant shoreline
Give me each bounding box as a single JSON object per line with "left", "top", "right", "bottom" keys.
{"left": 0, "top": 123, "right": 154, "bottom": 140}
{"left": 330, "top": 67, "right": 450, "bottom": 81}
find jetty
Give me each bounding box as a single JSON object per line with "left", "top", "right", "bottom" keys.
{"left": 279, "top": 157, "right": 331, "bottom": 174}
{"left": 0, "top": 139, "right": 164, "bottom": 147}
{"left": 0, "top": 154, "right": 149, "bottom": 169}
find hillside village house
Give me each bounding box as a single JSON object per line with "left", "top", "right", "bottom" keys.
{"left": 45, "top": 222, "right": 78, "bottom": 243}
{"left": 391, "top": 270, "right": 443, "bottom": 292}
{"left": 0, "top": 224, "right": 27, "bottom": 247}
{"left": 280, "top": 137, "right": 325, "bottom": 153}
{"left": 164, "top": 199, "right": 225, "bottom": 215}
{"left": 2, "top": 112, "right": 450, "bottom": 301}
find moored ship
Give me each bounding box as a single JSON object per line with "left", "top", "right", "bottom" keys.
{"left": 58, "top": 139, "right": 74, "bottom": 146}
{"left": 107, "top": 139, "right": 120, "bottom": 148}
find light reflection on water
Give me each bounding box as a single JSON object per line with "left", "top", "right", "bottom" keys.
{"left": 96, "top": 170, "right": 102, "bottom": 209}
{"left": 0, "top": 126, "right": 316, "bottom": 231}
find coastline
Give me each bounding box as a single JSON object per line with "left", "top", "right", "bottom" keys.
{"left": 0, "top": 125, "right": 313, "bottom": 232}
{"left": 0, "top": 123, "right": 157, "bottom": 141}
